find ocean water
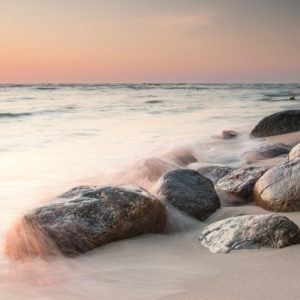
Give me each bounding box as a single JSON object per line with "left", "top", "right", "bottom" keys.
{"left": 0, "top": 83, "right": 300, "bottom": 299}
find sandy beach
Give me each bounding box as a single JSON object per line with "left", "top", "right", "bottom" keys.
{"left": 3, "top": 205, "right": 299, "bottom": 300}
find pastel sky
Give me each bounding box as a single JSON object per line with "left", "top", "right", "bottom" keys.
{"left": 1, "top": 0, "right": 300, "bottom": 83}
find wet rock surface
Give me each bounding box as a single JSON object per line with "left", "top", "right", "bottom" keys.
{"left": 17, "top": 185, "right": 167, "bottom": 257}
{"left": 156, "top": 169, "right": 220, "bottom": 221}
{"left": 216, "top": 167, "right": 267, "bottom": 203}
{"left": 250, "top": 110, "right": 300, "bottom": 137}
{"left": 254, "top": 158, "right": 300, "bottom": 212}
{"left": 243, "top": 143, "right": 291, "bottom": 163}
{"left": 188, "top": 163, "right": 235, "bottom": 184}
{"left": 199, "top": 214, "right": 300, "bottom": 253}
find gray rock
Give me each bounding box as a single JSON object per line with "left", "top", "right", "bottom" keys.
{"left": 188, "top": 163, "right": 235, "bottom": 184}
{"left": 220, "top": 130, "right": 238, "bottom": 139}
{"left": 289, "top": 143, "right": 300, "bottom": 160}
{"left": 156, "top": 169, "right": 220, "bottom": 220}
{"left": 199, "top": 214, "right": 300, "bottom": 253}
{"left": 243, "top": 143, "right": 291, "bottom": 162}
{"left": 254, "top": 158, "right": 300, "bottom": 212}
{"left": 216, "top": 167, "right": 267, "bottom": 202}
{"left": 15, "top": 185, "right": 167, "bottom": 257}
{"left": 250, "top": 110, "right": 300, "bottom": 137}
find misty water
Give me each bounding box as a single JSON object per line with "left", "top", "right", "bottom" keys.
{"left": 0, "top": 83, "right": 300, "bottom": 299}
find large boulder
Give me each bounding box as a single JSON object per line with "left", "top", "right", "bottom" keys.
{"left": 188, "top": 163, "right": 235, "bottom": 184}
{"left": 243, "top": 143, "right": 291, "bottom": 163}
{"left": 289, "top": 143, "right": 300, "bottom": 160}
{"left": 254, "top": 158, "right": 300, "bottom": 211}
{"left": 6, "top": 185, "right": 167, "bottom": 258}
{"left": 156, "top": 169, "right": 220, "bottom": 220}
{"left": 199, "top": 214, "right": 300, "bottom": 253}
{"left": 216, "top": 167, "right": 267, "bottom": 203}
{"left": 250, "top": 110, "right": 300, "bottom": 137}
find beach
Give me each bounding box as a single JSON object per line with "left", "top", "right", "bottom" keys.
{"left": 0, "top": 84, "right": 300, "bottom": 300}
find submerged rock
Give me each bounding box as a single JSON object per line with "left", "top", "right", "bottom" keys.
{"left": 156, "top": 169, "right": 220, "bottom": 220}
{"left": 289, "top": 143, "right": 300, "bottom": 160}
{"left": 199, "top": 214, "right": 300, "bottom": 253}
{"left": 243, "top": 143, "right": 291, "bottom": 162}
{"left": 162, "top": 146, "right": 198, "bottom": 166}
{"left": 216, "top": 167, "right": 267, "bottom": 203}
{"left": 188, "top": 163, "right": 235, "bottom": 184}
{"left": 220, "top": 130, "right": 238, "bottom": 139}
{"left": 7, "top": 185, "right": 167, "bottom": 257}
{"left": 131, "top": 157, "right": 177, "bottom": 182}
{"left": 250, "top": 110, "right": 300, "bottom": 137}
{"left": 254, "top": 158, "right": 300, "bottom": 212}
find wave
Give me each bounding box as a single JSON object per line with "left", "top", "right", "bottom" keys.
{"left": 35, "top": 86, "right": 58, "bottom": 90}
{"left": 0, "top": 112, "right": 33, "bottom": 118}
{"left": 144, "top": 100, "right": 163, "bottom": 104}
{"left": 121, "top": 84, "right": 210, "bottom": 91}
{"left": 0, "top": 106, "right": 76, "bottom": 119}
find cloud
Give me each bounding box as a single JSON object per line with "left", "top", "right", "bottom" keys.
{"left": 149, "top": 10, "right": 219, "bottom": 35}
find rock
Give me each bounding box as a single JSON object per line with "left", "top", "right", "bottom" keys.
{"left": 254, "top": 158, "right": 300, "bottom": 212}
{"left": 250, "top": 110, "right": 300, "bottom": 137}
{"left": 243, "top": 143, "right": 291, "bottom": 162}
{"left": 216, "top": 167, "right": 267, "bottom": 202}
{"left": 162, "top": 146, "right": 197, "bottom": 166}
{"left": 199, "top": 214, "right": 300, "bottom": 253}
{"left": 131, "top": 157, "right": 177, "bottom": 182}
{"left": 188, "top": 162, "right": 235, "bottom": 184}
{"left": 220, "top": 130, "right": 238, "bottom": 139}
{"left": 289, "top": 143, "right": 300, "bottom": 160}
{"left": 7, "top": 185, "right": 167, "bottom": 257}
{"left": 156, "top": 169, "right": 220, "bottom": 220}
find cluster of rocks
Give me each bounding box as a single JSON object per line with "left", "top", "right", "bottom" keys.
{"left": 198, "top": 110, "right": 300, "bottom": 253}
{"left": 6, "top": 110, "right": 300, "bottom": 258}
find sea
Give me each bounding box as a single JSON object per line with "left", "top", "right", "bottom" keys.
{"left": 0, "top": 83, "right": 299, "bottom": 300}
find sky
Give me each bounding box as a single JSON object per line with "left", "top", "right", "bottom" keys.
{"left": 1, "top": 0, "right": 300, "bottom": 83}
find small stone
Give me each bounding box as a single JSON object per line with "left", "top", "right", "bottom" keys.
{"left": 220, "top": 130, "right": 238, "bottom": 139}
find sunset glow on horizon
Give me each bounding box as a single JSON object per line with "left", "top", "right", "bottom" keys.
{"left": 1, "top": 0, "right": 300, "bottom": 83}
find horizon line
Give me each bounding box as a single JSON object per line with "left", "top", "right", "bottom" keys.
{"left": 0, "top": 82, "right": 299, "bottom": 85}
